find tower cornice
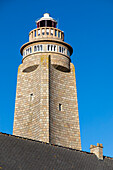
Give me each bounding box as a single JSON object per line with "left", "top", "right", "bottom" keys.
{"left": 20, "top": 38, "right": 73, "bottom": 56}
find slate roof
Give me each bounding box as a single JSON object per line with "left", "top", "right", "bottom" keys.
{"left": 0, "top": 132, "right": 113, "bottom": 170}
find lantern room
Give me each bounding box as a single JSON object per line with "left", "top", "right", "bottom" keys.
{"left": 36, "top": 13, "right": 57, "bottom": 28}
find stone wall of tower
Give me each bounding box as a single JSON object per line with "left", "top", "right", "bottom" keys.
{"left": 49, "top": 60, "right": 81, "bottom": 150}
{"left": 13, "top": 54, "right": 50, "bottom": 143}
{"left": 13, "top": 52, "right": 81, "bottom": 150}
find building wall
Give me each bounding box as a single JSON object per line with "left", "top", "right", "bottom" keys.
{"left": 13, "top": 46, "right": 81, "bottom": 150}
{"left": 50, "top": 61, "right": 81, "bottom": 150}
{"left": 13, "top": 54, "right": 50, "bottom": 142}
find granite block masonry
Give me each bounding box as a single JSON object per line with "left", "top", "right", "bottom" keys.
{"left": 13, "top": 13, "right": 81, "bottom": 150}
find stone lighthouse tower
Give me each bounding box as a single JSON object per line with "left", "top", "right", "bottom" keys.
{"left": 13, "top": 13, "right": 81, "bottom": 150}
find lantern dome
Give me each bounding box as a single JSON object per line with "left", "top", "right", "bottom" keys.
{"left": 36, "top": 13, "right": 57, "bottom": 28}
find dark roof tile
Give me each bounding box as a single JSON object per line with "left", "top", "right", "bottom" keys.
{"left": 0, "top": 133, "right": 113, "bottom": 170}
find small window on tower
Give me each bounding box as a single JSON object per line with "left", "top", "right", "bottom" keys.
{"left": 46, "top": 29, "right": 49, "bottom": 35}
{"left": 40, "top": 45, "right": 42, "bottom": 51}
{"left": 48, "top": 45, "right": 50, "bottom": 51}
{"left": 54, "top": 45, "right": 56, "bottom": 52}
{"left": 64, "top": 48, "right": 65, "bottom": 54}
{"left": 62, "top": 47, "right": 64, "bottom": 53}
{"left": 30, "top": 47, "right": 32, "bottom": 53}
{"left": 51, "top": 45, "right": 53, "bottom": 51}
{"left": 59, "top": 46, "right": 61, "bottom": 53}
{"left": 30, "top": 93, "right": 33, "bottom": 101}
{"left": 37, "top": 45, "right": 39, "bottom": 51}
{"left": 34, "top": 46, "right": 37, "bottom": 52}
{"left": 59, "top": 104, "right": 62, "bottom": 111}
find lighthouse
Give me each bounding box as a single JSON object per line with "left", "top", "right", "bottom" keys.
{"left": 13, "top": 13, "right": 81, "bottom": 150}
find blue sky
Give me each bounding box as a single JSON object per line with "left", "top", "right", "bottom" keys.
{"left": 0, "top": 0, "right": 113, "bottom": 157}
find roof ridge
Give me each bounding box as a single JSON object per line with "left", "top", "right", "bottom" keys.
{"left": 0, "top": 132, "right": 94, "bottom": 154}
